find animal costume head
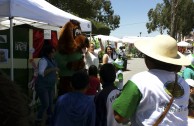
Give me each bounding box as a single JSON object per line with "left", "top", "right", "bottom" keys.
{"left": 57, "top": 19, "right": 89, "bottom": 54}
{"left": 56, "top": 20, "right": 89, "bottom": 71}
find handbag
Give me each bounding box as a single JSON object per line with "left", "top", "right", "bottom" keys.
{"left": 153, "top": 73, "right": 177, "bottom": 126}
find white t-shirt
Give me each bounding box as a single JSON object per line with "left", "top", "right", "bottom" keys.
{"left": 38, "top": 58, "right": 48, "bottom": 77}
{"left": 188, "top": 117, "right": 194, "bottom": 126}
{"left": 130, "top": 69, "right": 190, "bottom": 126}
{"left": 106, "top": 89, "right": 123, "bottom": 126}
{"left": 84, "top": 51, "right": 99, "bottom": 69}
{"left": 103, "top": 54, "right": 114, "bottom": 64}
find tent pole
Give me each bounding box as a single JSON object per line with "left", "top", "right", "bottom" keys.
{"left": 10, "top": 17, "right": 14, "bottom": 81}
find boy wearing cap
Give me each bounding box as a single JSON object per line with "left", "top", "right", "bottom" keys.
{"left": 112, "top": 35, "right": 190, "bottom": 126}
{"left": 113, "top": 55, "right": 124, "bottom": 90}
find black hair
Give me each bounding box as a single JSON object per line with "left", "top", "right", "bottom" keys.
{"left": 144, "top": 55, "right": 182, "bottom": 72}
{"left": 41, "top": 43, "right": 55, "bottom": 58}
{"left": 88, "top": 65, "right": 98, "bottom": 77}
{"left": 105, "top": 45, "right": 113, "bottom": 59}
{"left": 0, "top": 70, "right": 30, "bottom": 126}
{"left": 99, "top": 63, "right": 116, "bottom": 83}
{"left": 71, "top": 69, "right": 89, "bottom": 90}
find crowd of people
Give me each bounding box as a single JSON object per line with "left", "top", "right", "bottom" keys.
{"left": 1, "top": 35, "right": 194, "bottom": 126}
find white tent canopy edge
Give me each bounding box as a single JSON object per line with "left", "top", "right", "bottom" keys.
{"left": 0, "top": 0, "right": 91, "bottom": 31}
{"left": 0, "top": 0, "right": 92, "bottom": 80}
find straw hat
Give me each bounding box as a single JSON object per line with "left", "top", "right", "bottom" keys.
{"left": 113, "top": 58, "right": 124, "bottom": 69}
{"left": 134, "top": 35, "right": 191, "bottom": 65}
{"left": 187, "top": 54, "right": 194, "bottom": 68}
{"left": 185, "top": 79, "right": 194, "bottom": 88}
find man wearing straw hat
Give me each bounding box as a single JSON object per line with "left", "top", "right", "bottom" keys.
{"left": 112, "top": 35, "right": 191, "bottom": 126}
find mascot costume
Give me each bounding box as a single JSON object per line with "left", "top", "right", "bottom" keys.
{"left": 55, "top": 19, "right": 89, "bottom": 96}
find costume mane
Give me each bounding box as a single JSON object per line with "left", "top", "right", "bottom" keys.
{"left": 57, "top": 19, "right": 82, "bottom": 54}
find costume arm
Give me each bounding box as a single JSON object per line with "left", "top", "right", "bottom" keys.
{"left": 112, "top": 80, "right": 142, "bottom": 123}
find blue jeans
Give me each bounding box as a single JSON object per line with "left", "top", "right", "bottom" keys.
{"left": 36, "top": 87, "right": 54, "bottom": 121}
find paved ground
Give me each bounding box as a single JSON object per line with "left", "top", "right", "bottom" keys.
{"left": 123, "top": 58, "right": 148, "bottom": 84}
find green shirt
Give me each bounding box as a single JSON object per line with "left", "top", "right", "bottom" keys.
{"left": 54, "top": 52, "right": 82, "bottom": 76}
{"left": 183, "top": 67, "right": 194, "bottom": 79}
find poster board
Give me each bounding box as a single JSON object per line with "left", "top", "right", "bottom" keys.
{"left": 0, "top": 49, "right": 8, "bottom": 63}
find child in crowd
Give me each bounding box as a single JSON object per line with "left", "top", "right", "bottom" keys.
{"left": 85, "top": 65, "right": 101, "bottom": 95}
{"left": 51, "top": 69, "right": 96, "bottom": 126}
{"left": 94, "top": 63, "right": 123, "bottom": 126}
{"left": 113, "top": 55, "right": 124, "bottom": 90}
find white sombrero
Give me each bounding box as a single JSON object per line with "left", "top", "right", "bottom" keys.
{"left": 134, "top": 35, "right": 191, "bottom": 66}
{"left": 185, "top": 79, "right": 194, "bottom": 88}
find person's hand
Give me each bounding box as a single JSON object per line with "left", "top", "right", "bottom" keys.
{"left": 54, "top": 67, "right": 59, "bottom": 72}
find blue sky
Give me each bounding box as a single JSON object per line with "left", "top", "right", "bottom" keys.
{"left": 110, "top": 0, "right": 163, "bottom": 38}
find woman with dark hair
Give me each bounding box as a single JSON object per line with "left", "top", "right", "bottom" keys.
{"left": 102, "top": 45, "right": 114, "bottom": 64}
{"left": 35, "top": 44, "right": 59, "bottom": 126}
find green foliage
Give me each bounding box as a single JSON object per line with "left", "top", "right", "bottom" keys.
{"left": 146, "top": 0, "right": 194, "bottom": 37}
{"left": 90, "top": 19, "right": 111, "bottom": 35}
{"left": 46, "top": 0, "right": 120, "bottom": 32}
{"left": 146, "top": 3, "right": 168, "bottom": 34}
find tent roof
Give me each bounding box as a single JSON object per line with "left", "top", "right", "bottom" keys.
{"left": 93, "top": 35, "right": 121, "bottom": 42}
{"left": 0, "top": 0, "right": 91, "bottom": 32}
{"left": 177, "top": 41, "right": 192, "bottom": 47}
{"left": 120, "top": 36, "right": 154, "bottom": 43}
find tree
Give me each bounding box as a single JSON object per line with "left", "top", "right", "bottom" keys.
{"left": 146, "top": 3, "right": 167, "bottom": 34}
{"left": 146, "top": 0, "right": 194, "bottom": 38}
{"left": 46, "top": 0, "right": 120, "bottom": 34}
{"left": 95, "top": 0, "right": 120, "bottom": 30}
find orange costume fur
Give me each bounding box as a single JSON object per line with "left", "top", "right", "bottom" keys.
{"left": 55, "top": 20, "right": 89, "bottom": 95}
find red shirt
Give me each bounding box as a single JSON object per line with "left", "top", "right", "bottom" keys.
{"left": 85, "top": 76, "right": 100, "bottom": 95}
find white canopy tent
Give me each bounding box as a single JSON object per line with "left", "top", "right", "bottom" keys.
{"left": 93, "top": 35, "right": 121, "bottom": 48}
{"left": 120, "top": 36, "right": 153, "bottom": 44}
{"left": 0, "top": 0, "right": 91, "bottom": 31}
{"left": 0, "top": 0, "right": 92, "bottom": 80}
{"left": 93, "top": 35, "right": 121, "bottom": 42}
{"left": 177, "top": 41, "right": 192, "bottom": 47}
